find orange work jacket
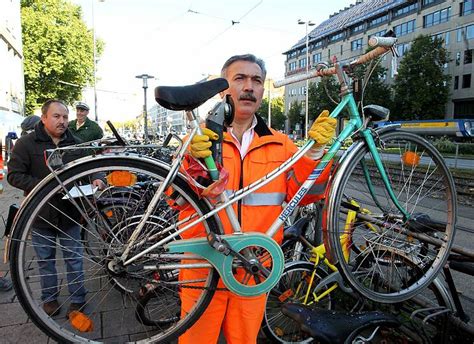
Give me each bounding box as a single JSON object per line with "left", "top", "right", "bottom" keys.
{"left": 179, "top": 115, "right": 331, "bottom": 244}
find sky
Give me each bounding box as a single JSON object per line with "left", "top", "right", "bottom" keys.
{"left": 71, "top": 0, "right": 353, "bottom": 123}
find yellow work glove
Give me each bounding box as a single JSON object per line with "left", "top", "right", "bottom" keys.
{"left": 190, "top": 128, "right": 219, "bottom": 159}
{"left": 308, "top": 110, "right": 337, "bottom": 146}
{"left": 306, "top": 110, "right": 337, "bottom": 160}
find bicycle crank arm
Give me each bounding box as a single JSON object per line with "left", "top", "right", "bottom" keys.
{"left": 166, "top": 232, "right": 284, "bottom": 296}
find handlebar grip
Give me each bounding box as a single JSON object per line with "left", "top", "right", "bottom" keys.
{"left": 273, "top": 67, "right": 336, "bottom": 87}
{"left": 368, "top": 36, "right": 397, "bottom": 48}
{"left": 351, "top": 46, "right": 390, "bottom": 65}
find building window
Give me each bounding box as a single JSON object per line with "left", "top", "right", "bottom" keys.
{"left": 351, "top": 38, "right": 363, "bottom": 51}
{"left": 329, "top": 31, "right": 344, "bottom": 42}
{"left": 298, "top": 58, "right": 306, "bottom": 69}
{"left": 310, "top": 41, "right": 322, "bottom": 50}
{"left": 460, "top": 0, "right": 474, "bottom": 16}
{"left": 394, "top": 20, "right": 416, "bottom": 37}
{"left": 313, "top": 53, "right": 322, "bottom": 64}
{"left": 445, "top": 31, "right": 450, "bottom": 45}
{"left": 393, "top": 3, "right": 418, "bottom": 17}
{"left": 423, "top": 7, "right": 451, "bottom": 28}
{"left": 465, "top": 49, "right": 473, "bottom": 64}
{"left": 454, "top": 76, "right": 459, "bottom": 90}
{"left": 462, "top": 74, "right": 472, "bottom": 88}
{"left": 351, "top": 23, "right": 365, "bottom": 35}
{"left": 467, "top": 24, "right": 474, "bottom": 39}
{"left": 369, "top": 14, "right": 389, "bottom": 28}
{"left": 368, "top": 29, "right": 386, "bottom": 39}
{"left": 396, "top": 42, "right": 411, "bottom": 57}
{"left": 422, "top": 0, "right": 439, "bottom": 7}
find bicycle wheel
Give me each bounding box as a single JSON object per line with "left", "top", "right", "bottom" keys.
{"left": 262, "top": 261, "right": 332, "bottom": 343}
{"left": 10, "top": 156, "right": 222, "bottom": 343}
{"left": 328, "top": 131, "right": 456, "bottom": 302}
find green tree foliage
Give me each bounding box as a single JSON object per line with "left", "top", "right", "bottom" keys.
{"left": 352, "top": 52, "right": 393, "bottom": 113}
{"left": 259, "top": 96, "right": 286, "bottom": 131}
{"left": 308, "top": 77, "right": 341, "bottom": 121}
{"left": 21, "top": 0, "right": 103, "bottom": 113}
{"left": 392, "top": 35, "right": 450, "bottom": 120}
{"left": 287, "top": 100, "right": 303, "bottom": 132}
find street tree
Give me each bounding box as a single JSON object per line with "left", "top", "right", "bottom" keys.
{"left": 392, "top": 35, "right": 450, "bottom": 120}
{"left": 352, "top": 51, "right": 393, "bottom": 114}
{"left": 287, "top": 100, "right": 303, "bottom": 133}
{"left": 308, "top": 77, "right": 341, "bottom": 120}
{"left": 259, "top": 96, "right": 286, "bottom": 131}
{"left": 21, "top": 0, "right": 104, "bottom": 113}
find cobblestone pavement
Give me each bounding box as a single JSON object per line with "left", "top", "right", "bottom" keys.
{"left": 0, "top": 181, "right": 473, "bottom": 343}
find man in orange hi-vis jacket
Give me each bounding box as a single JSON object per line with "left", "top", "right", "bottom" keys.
{"left": 179, "top": 54, "right": 337, "bottom": 344}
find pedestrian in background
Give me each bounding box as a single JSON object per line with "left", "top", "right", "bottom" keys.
{"left": 68, "top": 102, "right": 103, "bottom": 142}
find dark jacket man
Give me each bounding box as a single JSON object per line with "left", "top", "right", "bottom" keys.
{"left": 8, "top": 121, "right": 84, "bottom": 194}
{"left": 7, "top": 121, "right": 84, "bottom": 229}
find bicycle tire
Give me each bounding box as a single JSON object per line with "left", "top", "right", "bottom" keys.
{"left": 10, "top": 156, "right": 222, "bottom": 343}
{"left": 327, "top": 130, "right": 457, "bottom": 303}
{"left": 262, "top": 261, "right": 333, "bottom": 343}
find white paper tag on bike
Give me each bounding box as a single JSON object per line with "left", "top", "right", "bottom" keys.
{"left": 62, "top": 185, "right": 98, "bottom": 199}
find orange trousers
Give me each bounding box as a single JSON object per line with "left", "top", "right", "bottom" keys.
{"left": 179, "top": 287, "right": 266, "bottom": 344}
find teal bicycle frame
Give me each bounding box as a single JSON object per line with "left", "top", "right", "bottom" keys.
{"left": 122, "top": 61, "right": 411, "bottom": 297}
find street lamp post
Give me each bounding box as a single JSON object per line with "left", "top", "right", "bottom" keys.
{"left": 298, "top": 19, "right": 315, "bottom": 138}
{"left": 135, "top": 74, "right": 154, "bottom": 143}
{"left": 91, "top": 0, "right": 104, "bottom": 122}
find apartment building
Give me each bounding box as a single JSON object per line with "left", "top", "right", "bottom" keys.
{"left": 283, "top": 0, "right": 474, "bottom": 119}
{"left": 0, "top": 0, "right": 24, "bottom": 138}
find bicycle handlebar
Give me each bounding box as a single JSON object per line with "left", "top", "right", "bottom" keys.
{"left": 273, "top": 36, "right": 397, "bottom": 88}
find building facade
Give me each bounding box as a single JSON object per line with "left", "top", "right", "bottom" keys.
{"left": 0, "top": 0, "right": 24, "bottom": 120}
{"left": 283, "top": 0, "right": 474, "bottom": 119}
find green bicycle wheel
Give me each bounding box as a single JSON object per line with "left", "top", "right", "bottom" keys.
{"left": 10, "top": 155, "right": 222, "bottom": 343}
{"left": 327, "top": 131, "right": 456, "bottom": 303}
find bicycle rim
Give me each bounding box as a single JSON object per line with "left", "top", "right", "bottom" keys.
{"left": 262, "top": 261, "right": 332, "bottom": 343}
{"left": 328, "top": 131, "right": 456, "bottom": 302}
{"left": 10, "top": 156, "right": 221, "bottom": 343}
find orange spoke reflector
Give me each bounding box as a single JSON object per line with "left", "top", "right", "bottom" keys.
{"left": 69, "top": 311, "right": 94, "bottom": 332}
{"left": 278, "top": 289, "right": 294, "bottom": 302}
{"left": 105, "top": 210, "right": 114, "bottom": 218}
{"left": 106, "top": 171, "right": 137, "bottom": 186}
{"left": 402, "top": 151, "right": 420, "bottom": 167}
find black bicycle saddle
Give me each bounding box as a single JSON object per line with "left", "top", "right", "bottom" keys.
{"left": 155, "top": 78, "right": 229, "bottom": 111}
{"left": 282, "top": 303, "right": 400, "bottom": 344}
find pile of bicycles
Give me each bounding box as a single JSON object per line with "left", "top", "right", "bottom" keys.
{"left": 6, "top": 34, "right": 472, "bottom": 343}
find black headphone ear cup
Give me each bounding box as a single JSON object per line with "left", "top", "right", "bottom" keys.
{"left": 224, "top": 95, "right": 235, "bottom": 127}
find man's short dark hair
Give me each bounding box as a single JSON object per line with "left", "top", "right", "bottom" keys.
{"left": 221, "top": 54, "right": 267, "bottom": 79}
{"left": 41, "top": 99, "right": 69, "bottom": 116}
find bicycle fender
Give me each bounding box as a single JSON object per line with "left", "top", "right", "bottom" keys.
{"left": 166, "top": 232, "right": 284, "bottom": 296}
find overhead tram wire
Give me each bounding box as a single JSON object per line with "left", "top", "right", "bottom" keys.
{"left": 190, "top": 0, "right": 263, "bottom": 48}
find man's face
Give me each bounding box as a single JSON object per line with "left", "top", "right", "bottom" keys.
{"left": 223, "top": 60, "right": 264, "bottom": 121}
{"left": 76, "top": 107, "right": 89, "bottom": 122}
{"left": 41, "top": 102, "right": 69, "bottom": 139}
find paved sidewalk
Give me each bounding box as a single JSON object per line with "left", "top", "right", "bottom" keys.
{"left": 0, "top": 182, "right": 52, "bottom": 343}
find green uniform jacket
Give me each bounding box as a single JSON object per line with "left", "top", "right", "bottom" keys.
{"left": 69, "top": 117, "right": 103, "bottom": 142}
